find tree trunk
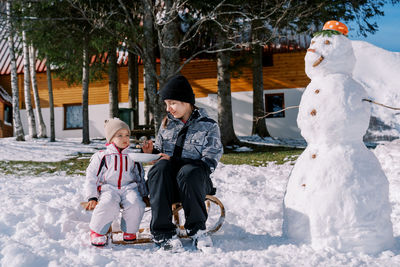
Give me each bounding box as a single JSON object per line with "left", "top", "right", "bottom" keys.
{"left": 45, "top": 58, "right": 55, "bottom": 142}
{"left": 142, "top": 0, "right": 161, "bottom": 132}
{"left": 22, "top": 30, "right": 37, "bottom": 138}
{"left": 29, "top": 45, "right": 47, "bottom": 138}
{"left": 251, "top": 44, "right": 270, "bottom": 137}
{"left": 143, "top": 69, "right": 152, "bottom": 125}
{"left": 158, "top": 0, "right": 180, "bottom": 85}
{"left": 108, "top": 44, "right": 119, "bottom": 118}
{"left": 82, "top": 37, "right": 90, "bottom": 144}
{"left": 159, "top": 0, "right": 180, "bottom": 84}
{"left": 128, "top": 51, "right": 139, "bottom": 129}
{"left": 155, "top": 0, "right": 181, "bottom": 133}
{"left": 217, "top": 45, "right": 239, "bottom": 146}
{"left": 6, "top": 1, "right": 24, "bottom": 141}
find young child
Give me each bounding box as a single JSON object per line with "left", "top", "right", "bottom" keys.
{"left": 85, "top": 118, "right": 148, "bottom": 246}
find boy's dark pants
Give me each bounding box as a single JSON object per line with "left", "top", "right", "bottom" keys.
{"left": 148, "top": 159, "right": 213, "bottom": 241}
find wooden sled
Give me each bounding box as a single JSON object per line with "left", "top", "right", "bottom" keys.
{"left": 81, "top": 195, "right": 225, "bottom": 245}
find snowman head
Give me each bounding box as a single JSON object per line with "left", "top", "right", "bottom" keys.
{"left": 305, "top": 21, "right": 355, "bottom": 79}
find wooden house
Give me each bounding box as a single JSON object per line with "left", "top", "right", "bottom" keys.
{"left": 0, "top": 44, "right": 309, "bottom": 140}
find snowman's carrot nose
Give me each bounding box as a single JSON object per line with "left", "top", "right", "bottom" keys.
{"left": 307, "top": 48, "right": 316, "bottom": 53}
{"left": 313, "top": 55, "right": 325, "bottom": 67}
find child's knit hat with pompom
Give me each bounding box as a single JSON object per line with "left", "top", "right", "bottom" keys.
{"left": 104, "top": 118, "right": 130, "bottom": 143}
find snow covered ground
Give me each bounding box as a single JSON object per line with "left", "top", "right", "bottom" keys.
{"left": 1, "top": 137, "right": 400, "bottom": 266}
{"left": 0, "top": 137, "right": 102, "bottom": 162}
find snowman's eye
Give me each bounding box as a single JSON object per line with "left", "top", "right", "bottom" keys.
{"left": 324, "top": 40, "right": 331, "bottom": 45}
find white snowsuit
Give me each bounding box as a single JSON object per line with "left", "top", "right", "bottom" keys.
{"left": 85, "top": 144, "right": 148, "bottom": 235}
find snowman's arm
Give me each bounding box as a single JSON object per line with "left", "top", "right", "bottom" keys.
{"left": 362, "top": 98, "right": 400, "bottom": 110}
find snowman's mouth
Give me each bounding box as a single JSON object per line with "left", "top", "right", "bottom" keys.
{"left": 312, "top": 55, "right": 324, "bottom": 67}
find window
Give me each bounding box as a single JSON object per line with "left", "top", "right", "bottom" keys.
{"left": 64, "top": 104, "right": 83, "bottom": 129}
{"left": 4, "top": 104, "right": 12, "bottom": 125}
{"left": 265, "top": 93, "right": 285, "bottom": 118}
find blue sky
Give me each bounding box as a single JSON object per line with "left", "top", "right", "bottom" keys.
{"left": 349, "top": 4, "right": 400, "bottom": 52}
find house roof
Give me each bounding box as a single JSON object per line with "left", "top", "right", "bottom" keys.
{"left": 0, "top": 31, "right": 132, "bottom": 75}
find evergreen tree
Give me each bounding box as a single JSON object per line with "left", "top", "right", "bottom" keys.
{"left": 14, "top": 0, "right": 109, "bottom": 144}
{"left": 12, "top": 0, "right": 398, "bottom": 146}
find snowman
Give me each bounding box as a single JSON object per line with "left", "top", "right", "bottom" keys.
{"left": 283, "top": 21, "right": 394, "bottom": 254}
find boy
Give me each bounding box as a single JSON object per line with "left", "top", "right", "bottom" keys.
{"left": 142, "top": 75, "right": 223, "bottom": 251}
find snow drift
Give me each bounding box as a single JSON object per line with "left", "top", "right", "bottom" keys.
{"left": 352, "top": 40, "right": 400, "bottom": 141}
{"left": 2, "top": 138, "right": 400, "bottom": 266}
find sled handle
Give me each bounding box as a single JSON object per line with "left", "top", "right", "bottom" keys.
{"left": 171, "top": 195, "right": 225, "bottom": 235}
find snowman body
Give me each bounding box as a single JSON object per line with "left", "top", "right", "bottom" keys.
{"left": 283, "top": 32, "right": 394, "bottom": 253}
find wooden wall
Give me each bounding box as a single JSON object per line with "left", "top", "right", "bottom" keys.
{"left": 15, "top": 65, "right": 147, "bottom": 108}
{"left": 0, "top": 101, "right": 13, "bottom": 137}
{"left": 181, "top": 52, "right": 309, "bottom": 97}
{"left": 0, "top": 51, "right": 309, "bottom": 109}
{"left": 0, "top": 75, "right": 11, "bottom": 95}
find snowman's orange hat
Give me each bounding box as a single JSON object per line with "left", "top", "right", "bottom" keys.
{"left": 323, "top": 20, "right": 348, "bottom": 36}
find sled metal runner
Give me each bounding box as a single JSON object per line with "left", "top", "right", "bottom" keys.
{"left": 81, "top": 195, "right": 225, "bottom": 245}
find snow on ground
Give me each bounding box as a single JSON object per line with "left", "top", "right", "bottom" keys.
{"left": 239, "top": 135, "right": 307, "bottom": 148}
{"left": 1, "top": 138, "right": 400, "bottom": 266}
{"left": 0, "top": 137, "right": 103, "bottom": 162}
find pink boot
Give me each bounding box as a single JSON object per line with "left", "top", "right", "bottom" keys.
{"left": 123, "top": 232, "right": 137, "bottom": 242}
{"left": 90, "top": 230, "right": 107, "bottom": 246}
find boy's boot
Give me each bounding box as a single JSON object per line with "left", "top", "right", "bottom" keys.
{"left": 154, "top": 235, "right": 183, "bottom": 252}
{"left": 191, "top": 230, "right": 213, "bottom": 250}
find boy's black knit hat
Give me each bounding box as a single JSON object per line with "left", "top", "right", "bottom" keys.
{"left": 159, "top": 75, "right": 195, "bottom": 104}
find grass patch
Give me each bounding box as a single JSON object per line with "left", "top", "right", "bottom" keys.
{"left": 0, "top": 146, "right": 304, "bottom": 176}
{"left": 221, "top": 145, "right": 303, "bottom": 166}
{"left": 0, "top": 153, "right": 91, "bottom": 176}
